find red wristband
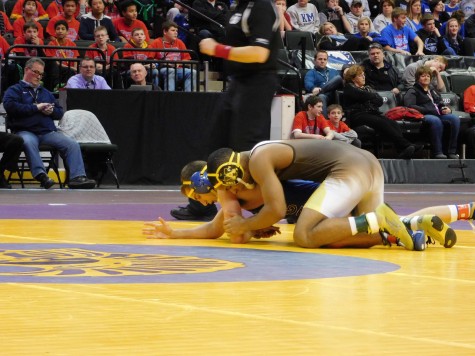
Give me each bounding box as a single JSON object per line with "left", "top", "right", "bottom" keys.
{"left": 214, "top": 44, "right": 232, "bottom": 59}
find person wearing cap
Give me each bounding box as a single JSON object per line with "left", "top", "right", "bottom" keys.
{"left": 287, "top": 0, "right": 320, "bottom": 35}
{"left": 343, "top": 0, "right": 371, "bottom": 17}
{"left": 345, "top": 0, "right": 375, "bottom": 33}
{"left": 380, "top": 7, "right": 424, "bottom": 55}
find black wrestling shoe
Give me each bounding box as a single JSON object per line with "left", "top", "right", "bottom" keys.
{"left": 36, "top": 173, "right": 55, "bottom": 189}
{"left": 68, "top": 176, "right": 96, "bottom": 189}
{"left": 0, "top": 174, "right": 12, "bottom": 189}
{"left": 170, "top": 206, "right": 217, "bottom": 221}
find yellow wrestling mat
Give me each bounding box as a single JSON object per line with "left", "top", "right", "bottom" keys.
{"left": 0, "top": 219, "right": 474, "bottom": 355}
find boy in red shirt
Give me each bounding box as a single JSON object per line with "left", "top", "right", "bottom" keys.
{"left": 13, "top": 0, "right": 45, "bottom": 39}
{"left": 150, "top": 21, "right": 197, "bottom": 91}
{"left": 10, "top": 0, "right": 48, "bottom": 21}
{"left": 46, "top": 0, "right": 80, "bottom": 41}
{"left": 326, "top": 104, "right": 361, "bottom": 147}
{"left": 44, "top": 20, "right": 79, "bottom": 90}
{"left": 114, "top": 0, "right": 149, "bottom": 43}
{"left": 13, "top": 21, "right": 44, "bottom": 57}
{"left": 123, "top": 27, "right": 157, "bottom": 87}
{"left": 291, "top": 95, "right": 334, "bottom": 139}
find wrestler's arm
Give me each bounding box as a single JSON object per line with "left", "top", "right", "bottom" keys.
{"left": 142, "top": 211, "right": 225, "bottom": 239}
{"left": 199, "top": 38, "right": 270, "bottom": 63}
{"left": 218, "top": 189, "right": 254, "bottom": 243}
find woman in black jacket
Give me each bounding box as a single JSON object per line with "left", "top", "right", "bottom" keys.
{"left": 403, "top": 65, "right": 460, "bottom": 159}
{"left": 342, "top": 64, "right": 419, "bottom": 158}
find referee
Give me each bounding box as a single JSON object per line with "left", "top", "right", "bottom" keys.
{"left": 200, "top": 0, "right": 281, "bottom": 152}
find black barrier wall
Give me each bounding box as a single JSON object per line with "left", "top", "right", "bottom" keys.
{"left": 66, "top": 89, "right": 223, "bottom": 184}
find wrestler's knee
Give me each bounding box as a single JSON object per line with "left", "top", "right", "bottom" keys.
{"left": 293, "top": 224, "right": 324, "bottom": 248}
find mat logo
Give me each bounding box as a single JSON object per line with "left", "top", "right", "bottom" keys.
{"left": 0, "top": 248, "right": 244, "bottom": 277}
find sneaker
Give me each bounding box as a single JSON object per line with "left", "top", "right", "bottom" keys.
{"left": 68, "top": 176, "right": 96, "bottom": 189}
{"left": 405, "top": 215, "right": 456, "bottom": 248}
{"left": 448, "top": 153, "right": 459, "bottom": 159}
{"left": 412, "top": 230, "right": 426, "bottom": 251}
{"left": 380, "top": 230, "right": 425, "bottom": 251}
{"left": 0, "top": 173, "right": 12, "bottom": 189}
{"left": 170, "top": 206, "right": 216, "bottom": 221}
{"left": 375, "top": 203, "right": 414, "bottom": 250}
{"left": 35, "top": 173, "right": 55, "bottom": 189}
{"left": 433, "top": 153, "right": 447, "bottom": 159}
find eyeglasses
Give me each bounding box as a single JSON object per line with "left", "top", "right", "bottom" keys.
{"left": 29, "top": 68, "right": 44, "bottom": 77}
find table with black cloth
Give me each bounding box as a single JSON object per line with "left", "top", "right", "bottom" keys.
{"left": 66, "top": 89, "right": 224, "bottom": 184}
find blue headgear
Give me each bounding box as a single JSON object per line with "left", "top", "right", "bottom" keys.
{"left": 182, "top": 166, "right": 214, "bottom": 197}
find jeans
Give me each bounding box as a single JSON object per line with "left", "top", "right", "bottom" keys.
{"left": 160, "top": 67, "right": 197, "bottom": 92}
{"left": 423, "top": 114, "right": 460, "bottom": 155}
{"left": 17, "top": 131, "right": 86, "bottom": 179}
{"left": 318, "top": 75, "right": 343, "bottom": 117}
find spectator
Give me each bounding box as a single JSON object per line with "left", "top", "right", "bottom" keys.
{"left": 353, "top": 16, "right": 383, "bottom": 45}
{"left": 275, "top": 0, "right": 293, "bottom": 37}
{"left": 85, "top": 26, "right": 123, "bottom": 88}
{"left": 3, "top": 57, "right": 96, "bottom": 189}
{"left": 166, "top": 3, "right": 191, "bottom": 42}
{"left": 0, "top": 10, "right": 14, "bottom": 38}
{"left": 445, "top": 0, "right": 461, "bottom": 14}
{"left": 429, "top": 0, "right": 449, "bottom": 28}
{"left": 444, "top": 17, "right": 474, "bottom": 55}
{"left": 416, "top": 13, "right": 455, "bottom": 55}
{"left": 343, "top": 64, "right": 420, "bottom": 158}
{"left": 0, "top": 133, "right": 23, "bottom": 189}
{"left": 441, "top": 9, "right": 465, "bottom": 36}
{"left": 326, "top": 103, "right": 361, "bottom": 146}
{"left": 319, "top": 0, "right": 352, "bottom": 34}
{"left": 343, "top": 0, "right": 372, "bottom": 16}
{"left": 402, "top": 55, "right": 447, "bottom": 91}
{"left": 44, "top": 20, "right": 79, "bottom": 91}
{"left": 345, "top": 0, "right": 375, "bottom": 34}
{"left": 291, "top": 95, "right": 334, "bottom": 140}
{"left": 151, "top": 21, "right": 197, "bottom": 92}
{"left": 123, "top": 28, "right": 158, "bottom": 87}
{"left": 373, "top": 0, "right": 394, "bottom": 33}
{"left": 114, "top": 0, "right": 149, "bottom": 43}
{"left": 46, "top": 0, "right": 80, "bottom": 41}
{"left": 304, "top": 50, "right": 343, "bottom": 116}
{"left": 191, "top": 0, "right": 228, "bottom": 41}
{"left": 362, "top": 42, "right": 403, "bottom": 96}
{"left": 403, "top": 65, "right": 460, "bottom": 159}
{"left": 129, "top": 62, "right": 159, "bottom": 90}
{"left": 13, "top": 21, "right": 44, "bottom": 57}
{"left": 405, "top": 0, "right": 423, "bottom": 32}
{"left": 380, "top": 7, "right": 424, "bottom": 55}
{"left": 85, "top": 26, "right": 115, "bottom": 70}
{"left": 79, "top": 0, "right": 118, "bottom": 41}
{"left": 65, "top": 57, "right": 111, "bottom": 89}
{"left": 287, "top": 0, "right": 320, "bottom": 35}
{"left": 13, "top": 0, "right": 45, "bottom": 40}
{"left": 10, "top": 0, "right": 48, "bottom": 21}
{"left": 317, "top": 21, "right": 371, "bottom": 50}
{"left": 45, "top": 0, "right": 81, "bottom": 19}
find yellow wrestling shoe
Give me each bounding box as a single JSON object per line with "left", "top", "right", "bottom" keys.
{"left": 404, "top": 215, "right": 457, "bottom": 248}
{"left": 375, "top": 203, "right": 414, "bottom": 251}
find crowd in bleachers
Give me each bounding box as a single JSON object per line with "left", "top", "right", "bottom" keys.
{"left": 1, "top": 0, "right": 475, "bottom": 191}
{"left": 276, "top": 0, "right": 475, "bottom": 159}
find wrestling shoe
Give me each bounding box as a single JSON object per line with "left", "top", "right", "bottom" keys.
{"left": 403, "top": 215, "right": 456, "bottom": 248}
{"left": 375, "top": 203, "right": 414, "bottom": 250}
{"left": 380, "top": 230, "right": 426, "bottom": 251}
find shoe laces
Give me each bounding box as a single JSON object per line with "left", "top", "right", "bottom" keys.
{"left": 379, "top": 231, "right": 397, "bottom": 247}
{"left": 426, "top": 236, "right": 436, "bottom": 245}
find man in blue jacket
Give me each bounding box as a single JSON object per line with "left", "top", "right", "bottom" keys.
{"left": 304, "top": 50, "right": 343, "bottom": 116}
{"left": 3, "top": 57, "right": 96, "bottom": 189}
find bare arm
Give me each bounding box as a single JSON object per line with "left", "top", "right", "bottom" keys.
{"left": 200, "top": 38, "right": 270, "bottom": 63}
{"left": 413, "top": 36, "right": 425, "bottom": 56}
{"left": 142, "top": 212, "right": 225, "bottom": 239}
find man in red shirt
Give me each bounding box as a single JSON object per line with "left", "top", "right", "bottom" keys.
{"left": 150, "top": 21, "right": 197, "bottom": 92}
